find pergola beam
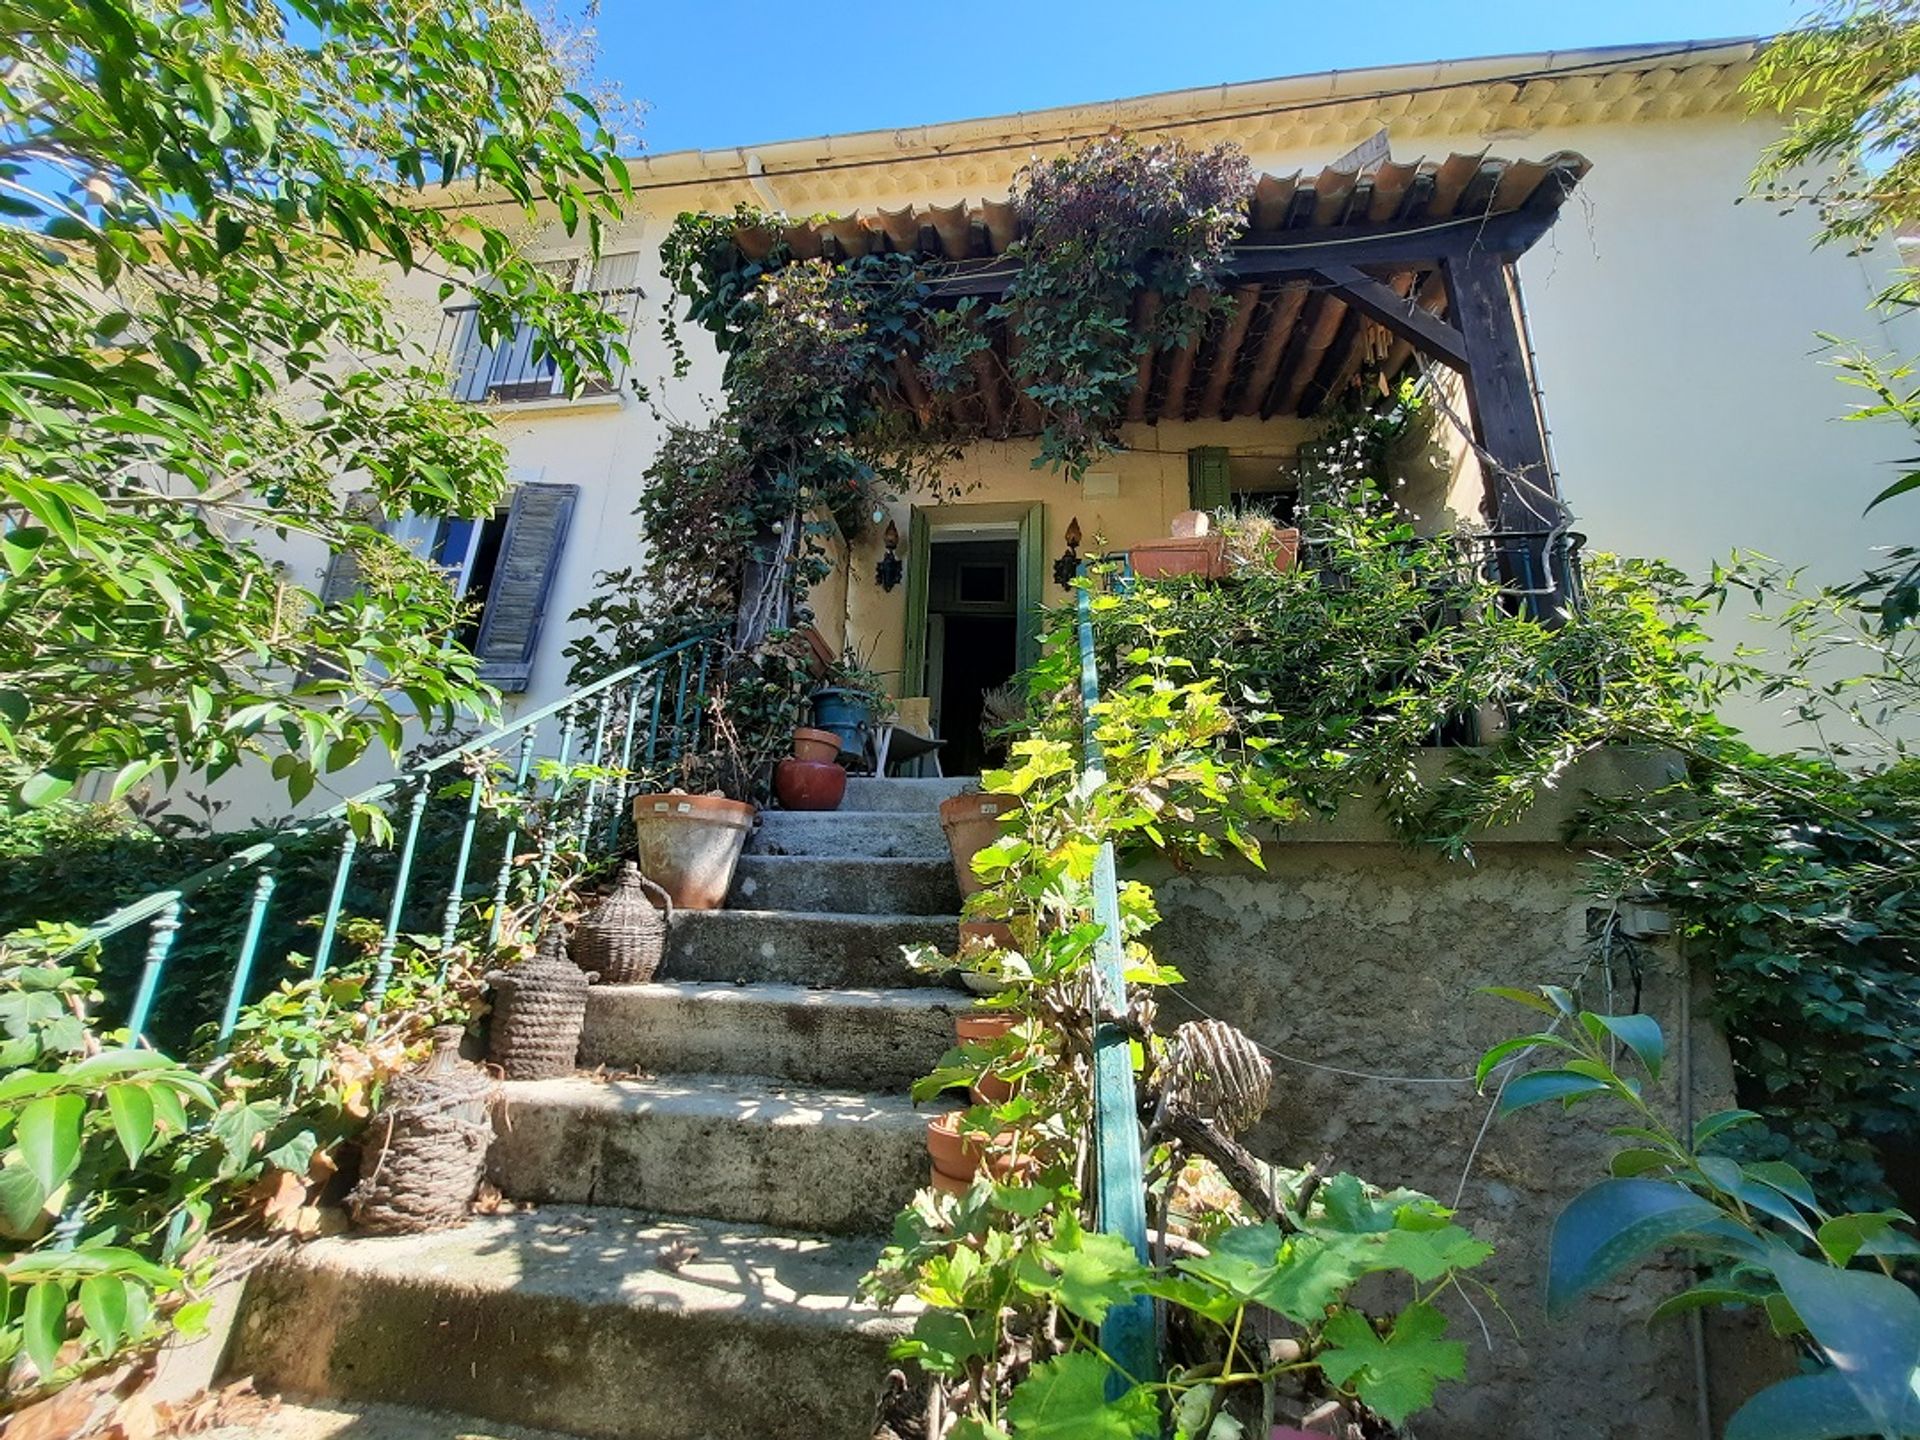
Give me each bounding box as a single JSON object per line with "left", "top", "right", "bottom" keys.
{"left": 1310, "top": 264, "right": 1467, "bottom": 371}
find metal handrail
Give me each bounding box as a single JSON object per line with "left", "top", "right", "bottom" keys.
{"left": 1075, "top": 567, "right": 1157, "bottom": 1389}
{"left": 63, "top": 633, "right": 720, "bottom": 1044}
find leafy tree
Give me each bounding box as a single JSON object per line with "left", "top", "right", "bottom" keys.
{"left": 1747, "top": 0, "right": 1920, "bottom": 622}
{"left": 0, "top": 0, "right": 633, "bottom": 808}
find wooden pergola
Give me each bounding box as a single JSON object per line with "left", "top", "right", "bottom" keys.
{"left": 735, "top": 149, "right": 1590, "bottom": 614}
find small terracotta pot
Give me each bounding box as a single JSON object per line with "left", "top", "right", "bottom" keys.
{"left": 791, "top": 727, "right": 842, "bottom": 764}
{"left": 1130, "top": 534, "right": 1226, "bottom": 580}
{"left": 938, "top": 792, "right": 1021, "bottom": 897}
{"left": 955, "top": 1011, "right": 1019, "bottom": 1045}
{"left": 926, "top": 1113, "right": 1035, "bottom": 1186}
{"left": 773, "top": 757, "right": 846, "bottom": 812}
{"left": 929, "top": 1167, "right": 973, "bottom": 1198}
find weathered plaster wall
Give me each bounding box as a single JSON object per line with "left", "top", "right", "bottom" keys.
{"left": 1133, "top": 823, "right": 1744, "bottom": 1440}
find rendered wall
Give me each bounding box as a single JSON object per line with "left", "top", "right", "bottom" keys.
{"left": 1133, "top": 791, "right": 1756, "bottom": 1439}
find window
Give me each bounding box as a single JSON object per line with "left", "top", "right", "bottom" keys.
{"left": 442, "top": 252, "right": 643, "bottom": 405}
{"left": 319, "top": 483, "right": 579, "bottom": 693}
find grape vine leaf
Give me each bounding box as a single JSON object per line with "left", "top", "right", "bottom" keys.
{"left": 1006, "top": 1353, "right": 1159, "bottom": 1439}
{"left": 1317, "top": 1302, "right": 1467, "bottom": 1426}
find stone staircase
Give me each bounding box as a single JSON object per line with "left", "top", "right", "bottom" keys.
{"left": 226, "top": 777, "right": 973, "bottom": 1440}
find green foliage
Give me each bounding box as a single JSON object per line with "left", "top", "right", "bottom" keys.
{"left": 1485, "top": 994, "right": 1920, "bottom": 1440}
{"left": 0, "top": 0, "right": 633, "bottom": 806}
{"left": 989, "top": 137, "right": 1251, "bottom": 475}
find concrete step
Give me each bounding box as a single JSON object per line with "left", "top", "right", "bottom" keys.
{"left": 749, "top": 809, "right": 946, "bottom": 859}
{"left": 202, "top": 1397, "right": 589, "bottom": 1440}
{"left": 489, "top": 1075, "right": 941, "bottom": 1234}
{"left": 227, "top": 1207, "right": 906, "bottom": 1440}
{"left": 835, "top": 777, "right": 976, "bottom": 813}
{"left": 728, "top": 853, "right": 960, "bottom": 915}
{"left": 664, "top": 909, "right": 957, "bottom": 989}
{"left": 579, "top": 981, "right": 964, "bottom": 1090}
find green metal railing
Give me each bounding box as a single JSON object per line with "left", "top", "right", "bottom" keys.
{"left": 67, "top": 634, "right": 719, "bottom": 1047}
{"left": 1075, "top": 567, "right": 1157, "bottom": 1390}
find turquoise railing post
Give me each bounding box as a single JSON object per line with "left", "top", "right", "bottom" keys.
{"left": 642, "top": 667, "right": 666, "bottom": 771}
{"left": 367, "top": 776, "right": 431, "bottom": 1027}
{"left": 666, "top": 650, "right": 693, "bottom": 764}
{"left": 217, "top": 871, "right": 277, "bottom": 1046}
{"left": 575, "top": 690, "right": 613, "bottom": 858}
{"left": 1075, "top": 571, "right": 1157, "bottom": 1393}
{"left": 604, "top": 671, "right": 645, "bottom": 853}
{"left": 689, "top": 643, "right": 712, "bottom": 755}
{"left": 488, "top": 727, "right": 540, "bottom": 946}
{"left": 536, "top": 701, "right": 580, "bottom": 902}
{"left": 125, "top": 899, "right": 182, "bottom": 1041}
{"left": 310, "top": 831, "right": 358, "bottom": 982}
{"left": 439, "top": 761, "right": 487, "bottom": 955}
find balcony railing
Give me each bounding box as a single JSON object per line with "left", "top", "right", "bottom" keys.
{"left": 437, "top": 288, "right": 643, "bottom": 405}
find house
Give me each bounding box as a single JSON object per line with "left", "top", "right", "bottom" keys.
{"left": 312, "top": 35, "right": 1910, "bottom": 778}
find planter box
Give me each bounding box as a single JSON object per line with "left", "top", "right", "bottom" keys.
{"left": 1131, "top": 535, "right": 1226, "bottom": 580}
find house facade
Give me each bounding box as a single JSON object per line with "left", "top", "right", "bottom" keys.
{"left": 227, "top": 37, "right": 1911, "bottom": 817}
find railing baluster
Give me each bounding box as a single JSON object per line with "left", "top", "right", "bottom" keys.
{"left": 605, "top": 672, "right": 646, "bottom": 854}
{"left": 666, "top": 650, "right": 693, "bottom": 764}
{"left": 217, "top": 872, "right": 277, "bottom": 1046}
{"left": 439, "top": 761, "right": 487, "bottom": 956}
{"left": 575, "top": 691, "right": 613, "bottom": 858}
{"left": 689, "top": 644, "right": 712, "bottom": 755}
{"left": 487, "top": 727, "right": 540, "bottom": 946}
{"left": 311, "top": 831, "right": 358, "bottom": 982}
{"left": 125, "top": 900, "right": 182, "bottom": 1042}
{"left": 368, "top": 778, "right": 431, "bottom": 1028}
{"left": 642, "top": 668, "right": 666, "bottom": 771}
{"left": 536, "top": 701, "right": 579, "bottom": 903}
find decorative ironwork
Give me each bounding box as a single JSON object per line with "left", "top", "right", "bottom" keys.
{"left": 876, "top": 518, "right": 904, "bottom": 592}
{"left": 1054, "top": 515, "right": 1083, "bottom": 590}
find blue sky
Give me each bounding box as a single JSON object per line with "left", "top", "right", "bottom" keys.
{"left": 589, "top": 0, "right": 1809, "bottom": 157}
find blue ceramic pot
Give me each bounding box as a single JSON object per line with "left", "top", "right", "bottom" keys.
{"left": 811, "top": 686, "right": 871, "bottom": 752}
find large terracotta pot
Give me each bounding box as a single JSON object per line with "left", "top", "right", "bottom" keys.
{"left": 773, "top": 757, "right": 846, "bottom": 812}
{"left": 791, "top": 727, "right": 842, "bottom": 764}
{"left": 938, "top": 792, "right": 1020, "bottom": 897}
{"left": 1131, "top": 535, "right": 1226, "bottom": 580}
{"left": 629, "top": 794, "right": 755, "bottom": 910}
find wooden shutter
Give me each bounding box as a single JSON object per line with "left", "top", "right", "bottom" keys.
{"left": 472, "top": 483, "right": 579, "bottom": 692}
{"left": 900, "top": 508, "right": 932, "bottom": 696}
{"left": 318, "top": 490, "right": 383, "bottom": 604}
{"left": 581, "top": 250, "right": 642, "bottom": 293}
{"left": 1187, "top": 446, "right": 1231, "bottom": 513}
{"left": 1016, "top": 502, "right": 1046, "bottom": 675}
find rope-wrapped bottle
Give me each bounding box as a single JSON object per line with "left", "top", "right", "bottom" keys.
{"left": 487, "top": 928, "right": 593, "bottom": 1079}
{"left": 349, "top": 1025, "right": 493, "bottom": 1234}
{"left": 572, "top": 862, "right": 671, "bottom": 984}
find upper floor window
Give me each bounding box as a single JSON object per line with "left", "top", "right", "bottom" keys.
{"left": 440, "top": 252, "right": 643, "bottom": 404}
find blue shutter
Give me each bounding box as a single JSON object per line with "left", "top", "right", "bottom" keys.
{"left": 472, "top": 483, "right": 578, "bottom": 692}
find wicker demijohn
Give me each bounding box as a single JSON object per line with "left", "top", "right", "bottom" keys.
{"left": 486, "top": 929, "right": 594, "bottom": 1080}
{"left": 571, "top": 862, "right": 671, "bottom": 983}
{"left": 349, "top": 1025, "right": 493, "bottom": 1235}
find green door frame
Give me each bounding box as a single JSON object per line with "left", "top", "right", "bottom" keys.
{"left": 898, "top": 502, "right": 1045, "bottom": 697}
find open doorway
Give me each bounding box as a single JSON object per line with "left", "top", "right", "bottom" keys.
{"left": 926, "top": 537, "right": 1018, "bottom": 775}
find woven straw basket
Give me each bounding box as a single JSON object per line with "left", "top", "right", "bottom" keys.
{"left": 572, "top": 862, "right": 671, "bottom": 984}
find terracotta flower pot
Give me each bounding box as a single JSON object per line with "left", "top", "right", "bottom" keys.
{"left": 791, "top": 727, "right": 842, "bottom": 764}
{"left": 938, "top": 792, "right": 1020, "bottom": 897}
{"left": 773, "top": 757, "right": 846, "bottom": 812}
{"left": 1130, "top": 534, "right": 1226, "bottom": 580}
{"left": 955, "top": 1011, "right": 1019, "bottom": 1045}
{"left": 925, "top": 1113, "right": 1034, "bottom": 1186}
{"left": 630, "top": 794, "right": 755, "bottom": 911}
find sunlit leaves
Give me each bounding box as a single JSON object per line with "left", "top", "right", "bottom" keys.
{"left": 1317, "top": 1303, "right": 1467, "bottom": 1427}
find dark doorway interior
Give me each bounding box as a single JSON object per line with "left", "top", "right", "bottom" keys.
{"left": 929, "top": 537, "right": 1018, "bottom": 775}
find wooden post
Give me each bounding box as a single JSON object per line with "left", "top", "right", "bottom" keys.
{"left": 1440, "top": 250, "right": 1567, "bottom": 618}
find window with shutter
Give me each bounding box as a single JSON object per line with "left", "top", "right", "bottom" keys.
{"left": 444, "top": 254, "right": 641, "bottom": 404}
{"left": 318, "top": 489, "right": 383, "bottom": 604}
{"left": 1187, "top": 447, "right": 1231, "bottom": 513}
{"left": 470, "top": 483, "right": 579, "bottom": 692}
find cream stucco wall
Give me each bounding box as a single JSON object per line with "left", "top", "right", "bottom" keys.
{"left": 192, "top": 54, "right": 1917, "bottom": 820}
